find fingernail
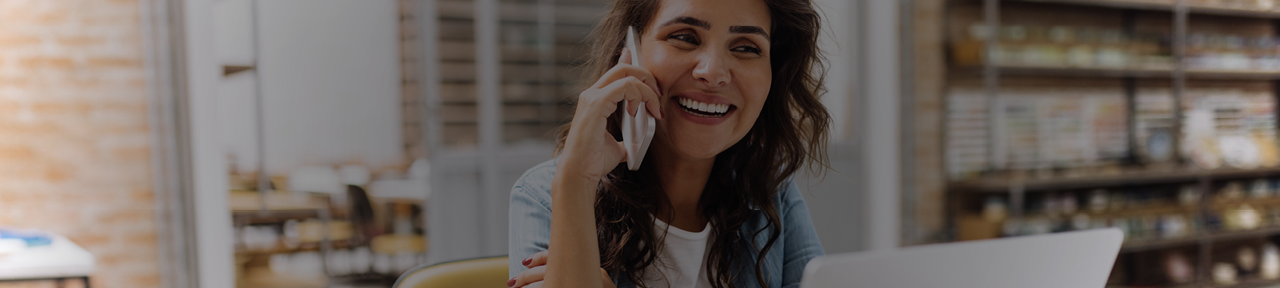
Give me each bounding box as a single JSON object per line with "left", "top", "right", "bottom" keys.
{"left": 508, "top": 277, "right": 516, "bottom": 287}
{"left": 522, "top": 257, "right": 532, "bottom": 265}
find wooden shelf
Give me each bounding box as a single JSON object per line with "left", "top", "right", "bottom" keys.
{"left": 1115, "top": 226, "right": 1280, "bottom": 253}
{"left": 1010, "top": 0, "right": 1176, "bottom": 11}
{"left": 1189, "top": 4, "right": 1280, "bottom": 19}
{"left": 1120, "top": 235, "right": 1202, "bottom": 252}
{"left": 1009, "top": 0, "right": 1280, "bottom": 18}
{"left": 950, "top": 166, "right": 1280, "bottom": 193}
{"left": 954, "top": 65, "right": 1280, "bottom": 79}
{"left": 235, "top": 240, "right": 352, "bottom": 255}
{"left": 1106, "top": 283, "right": 1201, "bottom": 288}
{"left": 1221, "top": 276, "right": 1280, "bottom": 288}
{"left": 1187, "top": 68, "right": 1280, "bottom": 79}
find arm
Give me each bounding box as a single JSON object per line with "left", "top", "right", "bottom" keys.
{"left": 534, "top": 47, "right": 662, "bottom": 288}
{"left": 508, "top": 162, "right": 615, "bottom": 288}
{"left": 508, "top": 164, "right": 554, "bottom": 278}
{"left": 543, "top": 166, "right": 606, "bottom": 288}
{"left": 779, "top": 180, "right": 825, "bottom": 288}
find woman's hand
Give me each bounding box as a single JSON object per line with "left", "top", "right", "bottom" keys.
{"left": 557, "top": 47, "right": 663, "bottom": 182}
{"left": 508, "top": 251, "right": 616, "bottom": 288}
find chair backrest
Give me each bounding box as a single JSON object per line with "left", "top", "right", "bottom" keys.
{"left": 393, "top": 256, "right": 509, "bottom": 288}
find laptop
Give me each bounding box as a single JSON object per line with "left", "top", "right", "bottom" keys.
{"left": 801, "top": 228, "right": 1123, "bottom": 288}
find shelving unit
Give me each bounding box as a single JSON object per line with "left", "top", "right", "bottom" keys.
{"left": 954, "top": 65, "right": 1280, "bottom": 78}
{"left": 938, "top": 0, "right": 1280, "bottom": 286}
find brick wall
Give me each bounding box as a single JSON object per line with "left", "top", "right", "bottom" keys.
{"left": 0, "top": 0, "right": 159, "bottom": 287}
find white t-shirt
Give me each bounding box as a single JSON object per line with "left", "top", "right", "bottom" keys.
{"left": 639, "top": 217, "right": 713, "bottom": 288}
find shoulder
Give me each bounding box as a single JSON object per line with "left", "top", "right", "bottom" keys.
{"left": 510, "top": 159, "right": 559, "bottom": 209}
{"left": 775, "top": 177, "right": 806, "bottom": 213}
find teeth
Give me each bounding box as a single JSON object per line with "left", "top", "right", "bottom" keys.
{"left": 679, "top": 97, "right": 729, "bottom": 115}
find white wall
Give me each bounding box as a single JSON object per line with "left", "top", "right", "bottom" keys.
{"left": 185, "top": 0, "right": 235, "bottom": 287}
{"left": 802, "top": 0, "right": 902, "bottom": 254}
{"left": 192, "top": 1, "right": 404, "bottom": 287}
{"left": 217, "top": 0, "right": 403, "bottom": 175}
{"left": 803, "top": 0, "right": 863, "bottom": 254}
{"left": 862, "top": 0, "right": 902, "bottom": 251}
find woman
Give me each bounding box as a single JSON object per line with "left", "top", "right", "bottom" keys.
{"left": 508, "top": 0, "right": 830, "bottom": 286}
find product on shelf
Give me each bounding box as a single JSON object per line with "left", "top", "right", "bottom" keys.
{"left": 1241, "top": 246, "right": 1259, "bottom": 272}
{"left": 1263, "top": 243, "right": 1280, "bottom": 280}
{"left": 983, "top": 197, "right": 1009, "bottom": 222}
{"left": 1179, "top": 185, "right": 1202, "bottom": 206}
{"left": 1137, "top": 90, "right": 1178, "bottom": 164}
{"left": 1090, "top": 189, "right": 1109, "bottom": 212}
{"left": 1214, "top": 262, "right": 1240, "bottom": 285}
{"left": 955, "top": 23, "right": 1173, "bottom": 70}
{"left": 1253, "top": 179, "right": 1273, "bottom": 198}
{"left": 945, "top": 89, "right": 990, "bottom": 179}
{"left": 1190, "top": 0, "right": 1279, "bottom": 10}
{"left": 1182, "top": 89, "right": 1279, "bottom": 169}
{"left": 1160, "top": 215, "right": 1191, "bottom": 239}
{"left": 945, "top": 87, "right": 1130, "bottom": 178}
{"left": 1185, "top": 31, "right": 1280, "bottom": 71}
{"left": 1224, "top": 204, "right": 1263, "bottom": 230}
{"left": 1222, "top": 182, "right": 1247, "bottom": 200}
{"left": 1164, "top": 251, "right": 1195, "bottom": 284}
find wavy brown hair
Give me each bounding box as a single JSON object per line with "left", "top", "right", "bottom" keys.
{"left": 554, "top": 0, "right": 829, "bottom": 287}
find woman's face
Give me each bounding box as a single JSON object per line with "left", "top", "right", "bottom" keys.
{"left": 641, "top": 0, "right": 772, "bottom": 162}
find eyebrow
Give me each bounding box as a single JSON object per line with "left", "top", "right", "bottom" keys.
{"left": 729, "top": 25, "right": 769, "bottom": 38}
{"left": 660, "top": 16, "right": 710, "bottom": 30}
{"left": 658, "top": 16, "right": 770, "bottom": 38}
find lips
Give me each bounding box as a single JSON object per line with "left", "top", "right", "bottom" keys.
{"left": 675, "top": 96, "right": 735, "bottom": 117}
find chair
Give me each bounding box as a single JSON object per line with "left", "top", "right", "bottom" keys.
{"left": 393, "top": 256, "right": 509, "bottom": 288}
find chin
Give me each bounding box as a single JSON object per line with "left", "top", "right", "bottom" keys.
{"left": 665, "top": 134, "right": 734, "bottom": 161}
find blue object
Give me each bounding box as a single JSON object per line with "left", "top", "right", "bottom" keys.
{"left": 508, "top": 159, "right": 826, "bottom": 288}
{"left": 0, "top": 229, "right": 52, "bottom": 247}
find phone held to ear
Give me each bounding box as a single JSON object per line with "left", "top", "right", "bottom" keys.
{"left": 622, "top": 26, "right": 655, "bottom": 171}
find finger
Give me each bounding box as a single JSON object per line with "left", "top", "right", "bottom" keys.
{"left": 633, "top": 78, "right": 663, "bottom": 120}
{"left": 616, "top": 140, "right": 627, "bottom": 164}
{"left": 512, "top": 266, "right": 546, "bottom": 288}
{"left": 588, "top": 48, "right": 634, "bottom": 89}
{"left": 643, "top": 80, "right": 662, "bottom": 119}
{"left": 623, "top": 78, "right": 644, "bottom": 117}
{"left": 524, "top": 282, "right": 544, "bottom": 288}
{"left": 619, "top": 47, "right": 631, "bottom": 65}
{"left": 601, "top": 268, "right": 614, "bottom": 288}
{"left": 590, "top": 62, "right": 651, "bottom": 91}
{"left": 591, "top": 79, "right": 636, "bottom": 119}
{"left": 617, "top": 76, "right": 661, "bottom": 120}
{"left": 523, "top": 251, "right": 548, "bottom": 268}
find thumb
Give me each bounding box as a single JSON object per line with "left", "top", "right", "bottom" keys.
{"left": 616, "top": 139, "right": 628, "bottom": 164}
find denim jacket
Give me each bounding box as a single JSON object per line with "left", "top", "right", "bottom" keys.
{"left": 508, "top": 159, "right": 825, "bottom": 288}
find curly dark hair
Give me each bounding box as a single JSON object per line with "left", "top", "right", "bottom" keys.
{"left": 554, "top": 0, "right": 830, "bottom": 287}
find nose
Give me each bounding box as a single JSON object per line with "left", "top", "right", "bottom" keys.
{"left": 691, "top": 50, "right": 730, "bottom": 88}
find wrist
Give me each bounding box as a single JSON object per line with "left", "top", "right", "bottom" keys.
{"left": 555, "top": 154, "right": 608, "bottom": 182}
{"left": 554, "top": 162, "right": 602, "bottom": 193}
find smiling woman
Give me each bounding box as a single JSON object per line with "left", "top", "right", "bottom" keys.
{"left": 507, "top": 0, "right": 830, "bottom": 287}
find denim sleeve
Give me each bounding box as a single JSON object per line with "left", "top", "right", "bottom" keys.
{"left": 508, "top": 161, "right": 557, "bottom": 278}
{"left": 780, "top": 180, "right": 825, "bottom": 288}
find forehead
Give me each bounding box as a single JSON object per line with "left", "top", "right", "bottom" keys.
{"left": 650, "top": 0, "right": 771, "bottom": 32}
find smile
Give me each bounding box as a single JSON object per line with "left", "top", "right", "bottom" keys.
{"left": 677, "top": 97, "right": 734, "bottom": 117}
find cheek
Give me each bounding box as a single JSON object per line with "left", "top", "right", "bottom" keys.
{"left": 645, "top": 56, "right": 693, "bottom": 100}
{"left": 738, "top": 64, "right": 771, "bottom": 113}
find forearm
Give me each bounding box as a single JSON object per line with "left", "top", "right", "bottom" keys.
{"left": 545, "top": 165, "right": 604, "bottom": 288}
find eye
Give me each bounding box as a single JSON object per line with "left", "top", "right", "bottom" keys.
{"left": 667, "top": 32, "right": 700, "bottom": 46}
{"left": 732, "top": 45, "right": 762, "bottom": 54}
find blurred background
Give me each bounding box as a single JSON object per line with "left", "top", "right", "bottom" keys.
{"left": 11, "top": 0, "right": 1280, "bottom": 287}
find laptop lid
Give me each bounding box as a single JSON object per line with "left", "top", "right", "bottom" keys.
{"left": 801, "top": 228, "right": 1123, "bottom": 288}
